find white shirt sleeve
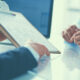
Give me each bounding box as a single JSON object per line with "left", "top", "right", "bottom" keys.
{"left": 23, "top": 46, "right": 40, "bottom": 62}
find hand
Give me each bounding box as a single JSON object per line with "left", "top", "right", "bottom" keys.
{"left": 71, "top": 31, "right": 80, "bottom": 46}
{"left": 62, "top": 25, "right": 79, "bottom": 43}
{"left": 0, "top": 31, "right": 6, "bottom": 41}
{"left": 24, "top": 42, "right": 50, "bottom": 58}
{"left": 29, "top": 43, "right": 50, "bottom": 58}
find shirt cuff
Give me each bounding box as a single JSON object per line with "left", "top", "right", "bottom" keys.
{"left": 23, "top": 45, "right": 40, "bottom": 62}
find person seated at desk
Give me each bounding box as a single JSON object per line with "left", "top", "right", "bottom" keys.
{"left": 62, "top": 25, "right": 80, "bottom": 46}
{"left": 0, "top": 32, "right": 50, "bottom": 80}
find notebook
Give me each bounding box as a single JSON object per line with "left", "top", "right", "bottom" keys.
{"left": 0, "top": 10, "right": 60, "bottom": 53}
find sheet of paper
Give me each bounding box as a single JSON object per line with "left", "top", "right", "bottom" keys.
{"left": 0, "top": 11, "right": 59, "bottom": 52}
{"left": 0, "top": 1, "right": 9, "bottom": 11}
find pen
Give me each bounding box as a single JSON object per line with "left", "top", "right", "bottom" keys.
{"left": 49, "top": 51, "right": 61, "bottom": 54}
{"left": 0, "top": 42, "right": 14, "bottom": 46}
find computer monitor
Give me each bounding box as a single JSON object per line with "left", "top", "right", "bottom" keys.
{"left": 5, "top": 0, "right": 53, "bottom": 38}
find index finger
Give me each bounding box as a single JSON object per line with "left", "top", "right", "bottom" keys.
{"left": 40, "top": 44, "right": 50, "bottom": 56}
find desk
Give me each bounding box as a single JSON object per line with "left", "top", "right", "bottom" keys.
{"left": 49, "top": 0, "right": 80, "bottom": 80}
{"left": 51, "top": 43, "right": 80, "bottom": 80}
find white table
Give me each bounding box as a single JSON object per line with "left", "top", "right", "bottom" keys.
{"left": 50, "top": 0, "right": 80, "bottom": 80}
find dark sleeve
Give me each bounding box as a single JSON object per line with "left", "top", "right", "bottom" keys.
{"left": 0, "top": 47, "right": 38, "bottom": 80}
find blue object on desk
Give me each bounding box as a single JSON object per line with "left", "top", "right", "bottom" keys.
{"left": 64, "top": 41, "right": 79, "bottom": 49}
{"left": 4, "top": 0, "right": 53, "bottom": 38}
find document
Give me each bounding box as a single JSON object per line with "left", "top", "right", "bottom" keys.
{"left": 0, "top": 10, "right": 60, "bottom": 53}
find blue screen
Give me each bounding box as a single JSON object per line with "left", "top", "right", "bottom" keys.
{"left": 5, "top": 0, "right": 53, "bottom": 38}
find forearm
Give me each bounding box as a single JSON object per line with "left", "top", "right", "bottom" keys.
{"left": 0, "top": 47, "right": 38, "bottom": 80}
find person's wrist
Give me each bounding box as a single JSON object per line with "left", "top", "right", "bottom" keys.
{"left": 25, "top": 43, "right": 42, "bottom": 57}
{"left": 24, "top": 45, "right": 40, "bottom": 61}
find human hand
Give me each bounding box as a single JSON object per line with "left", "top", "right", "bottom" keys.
{"left": 29, "top": 43, "right": 50, "bottom": 58}
{"left": 71, "top": 31, "right": 80, "bottom": 46}
{"left": 0, "top": 31, "right": 6, "bottom": 41}
{"left": 24, "top": 42, "right": 50, "bottom": 58}
{"left": 62, "top": 25, "right": 79, "bottom": 43}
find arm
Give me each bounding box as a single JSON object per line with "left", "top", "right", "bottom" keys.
{"left": 0, "top": 47, "right": 38, "bottom": 80}
{"left": 0, "top": 43, "right": 50, "bottom": 80}
{"left": 0, "top": 31, "right": 50, "bottom": 80}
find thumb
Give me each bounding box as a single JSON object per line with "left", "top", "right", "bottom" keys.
{"left": 75, "top": 28, "right": 80, "bottom": 32}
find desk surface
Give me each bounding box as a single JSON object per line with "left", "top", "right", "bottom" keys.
{"left": 51, "top": 44, "right": 80, "bottom": 80}
{"left": 50, "top": 0, "right": 80, "bottom": 80}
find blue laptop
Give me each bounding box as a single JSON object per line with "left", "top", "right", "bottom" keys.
{"left": 4, "top": 0, "right": 53, "bottom": 38}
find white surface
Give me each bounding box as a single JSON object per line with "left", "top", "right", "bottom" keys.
{"left": 50, "top": 0, "right": 80, "bottom": 80}
{"left": 51, "top": 43, "right": 80, "bottom": 80}
{"left": 67, "top": 0, "right": 80, "bottom": 9}
{"left": 0, "top": 1, "right": 9, "bottom": 11}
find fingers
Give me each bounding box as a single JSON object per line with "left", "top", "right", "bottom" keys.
{"left": 62, "top": 25, "right": 79, "bottom": 43}
{"left": 74, "top": 37, "right": 80, "bottom": 45}
{"left": 62, "top": 31, "right": 72, "bottom": 43}
{"left": 27, "top": 42, "right": 50, "bottom": 58}
{"left": 35, "top": 43, "right": 50, "bottom": 57}
{"left": 73, "top": 31, "right": 80, "bottom": 45}
{"left": 67, "top": 25, "right": 78, "bottom": 36}
{"left": 70, "top": 35, "right": 75, "bottom": 43}
{"left": 40, "top": 44, "right": 50, "bottom": 56}
{"left": 66, "top": 29, "right": 72, "bottom": 38}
